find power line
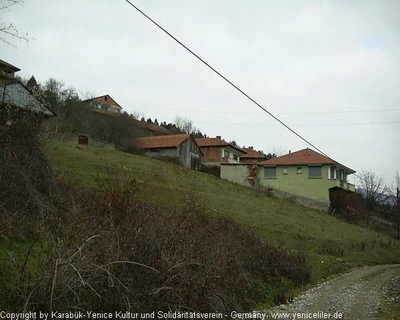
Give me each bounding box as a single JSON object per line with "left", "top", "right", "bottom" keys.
{"left": 136, "top": 107, "right": 400, "bottom": 115}
{"left": 122, "top": 0, "right": 391, "bottom": 188}
{"left": 123, "top": 0, "right": 330, "bottom": 158}
{"left": 173, "top": 120, "right": 400, "bottom": 127}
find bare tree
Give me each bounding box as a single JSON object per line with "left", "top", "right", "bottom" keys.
{"left": 173, "top": 116, "right": 195, "bottom": 134}
{"left": 0, "top": 0, "right": 32, "bottom": 46}
{"left": 271, "top": 146, "right": 285, "bottom": 157}
{"left": 357, "top": 169, "right": 387, "bottom": 212}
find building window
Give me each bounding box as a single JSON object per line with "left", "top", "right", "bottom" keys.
{"left": 283, "top": 167, "right": 288, "bottom": 175}
{"left": 297, "top": 167, "right": 302, "bottom": 174}
{"left": 264, "top": 167, "right": 276, "bottom": 178}
{"left": 328, "top": 166, "right": 338, "bottom": 180}
{"left": 329, "top": 166, "right": 336, "bottom": 179}
{"left": 233, "top": 154, "right": 238, "bottom": 161}
{"left": 223, "top": 150, "right": 230, "bottom": 158}
{"left": 308, "top": 165, "right": 322, "bottom": 178}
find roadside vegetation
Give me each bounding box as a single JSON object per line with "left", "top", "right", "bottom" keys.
{"left": 2, "top": 76, "right": 399, "bottom": 311}
{"left": 0, "top": 108, "right": 310, "bottom": 311}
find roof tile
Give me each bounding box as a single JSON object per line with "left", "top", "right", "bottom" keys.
{"left": 240, "top": 147, "right": 267, "bottom": 159}
{"left": 259, "top": 148, "right": 336, "bottom": 166}
{"left": 133, "top": 134, "right": 190, "bottom": 149}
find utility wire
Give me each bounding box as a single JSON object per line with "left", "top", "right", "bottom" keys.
{"left": 140, "top": 107, "right": 400, "bottom": 115}
{"left": 122, "top": 0, "right": 391, "bottom": 188}
{"left": 164, "top": 120, "right": 400, "bottom": 128}
{"left": 123, "top": 0, "right": 330, "bottom": 158}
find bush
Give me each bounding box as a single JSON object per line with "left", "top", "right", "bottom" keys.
{"left": 1, "top": 110, "right": 311, "bottom": 312}
{"left": 0, "top": 105, "right": 55, "bottom": 238}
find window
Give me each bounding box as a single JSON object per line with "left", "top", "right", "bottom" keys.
{"left": 308, "top": 165, "right": 322, "bottom": 178}
{"left": 233, "top": 154, "right": 238, "bottom": 161}
{"left": 297, "top": 167, "right": 302, "bottom": 174}
{"left": 264, "top": 167, "right": 276, "bottom": 178}
{"left": 223, "top": 150, "right": 230, "bottom": 158}
{"left": 283, "top": 167, "right": 288, "bottom": 175}
{"left": 329, "top": 166, "right": 336, "bottom": 179}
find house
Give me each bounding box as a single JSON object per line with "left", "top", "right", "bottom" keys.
{"left": 220, "top": 146, "right": 267, "bottom": 186}
{"left": 0, "top": 59, "right": 20, "bottom": 78}
{"left": 0, "top": 59, "right": 55, "bottom": 117}
{"left": 84, "top": 94, "right": 122, "bottom": 114}
{"left": 257, "top": 148, "right": 356, "bottom": 209}
{"left": 133, "top": 134, "right": 203, "bottom": 170}
{"left": 239, "top": 146, "right": 268, "bottom": 164}
{"left": 195, "top": 136, "right": 246, "bottom": 167}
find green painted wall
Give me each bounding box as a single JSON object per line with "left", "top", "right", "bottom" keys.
{"left": 257, "top": 165, "right": 354, "bottom": 205}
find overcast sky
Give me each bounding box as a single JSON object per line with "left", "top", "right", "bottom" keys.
{"left": 2, "top": 0, "right": 400, "bottom": 186}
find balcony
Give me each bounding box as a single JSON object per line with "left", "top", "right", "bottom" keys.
{"left": 335, "top": 180, "right": 355, "bottom": 192}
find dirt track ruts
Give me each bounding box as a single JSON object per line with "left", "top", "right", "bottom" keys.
{"left": 265, "top": 264, "right": 400, "bottom": 320}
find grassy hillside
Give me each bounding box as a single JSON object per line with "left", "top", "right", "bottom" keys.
{"left": 45, "top": 140, "right": 400, "bottom": 284}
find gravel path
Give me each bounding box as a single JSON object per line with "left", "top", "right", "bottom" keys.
{"left": 264, "top": 264, "right": 400, "bottom": 320}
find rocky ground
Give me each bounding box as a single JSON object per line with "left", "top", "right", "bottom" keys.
{"left": 264, "top": 264, "right": 400, "bottom": 320}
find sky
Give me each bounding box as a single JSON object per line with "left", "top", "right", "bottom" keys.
{"left": 2, "top": 0, "right": 400, "bottom": 187}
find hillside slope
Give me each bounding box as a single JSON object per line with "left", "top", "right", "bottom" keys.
{"left": 46, "top": 140, "right": 400, "bottom": 283}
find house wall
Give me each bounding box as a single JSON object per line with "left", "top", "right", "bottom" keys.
{"left": 201, "top": 146, "right": 241, "bottom": 166}
{"left": 220, "top": 164, "right": 257, "bottom": 187}
{"left": 201, "top": 147, "right": 221, "bottom": 164}
{"left": 143, "top": 138, "right": 202, "bottom": 170}
{"left": 256, "top": 164, "right": 353, "bottom": 206}
{"left": 0, "top": 67, "right": 16, "bottom": 78}
{"left": 92, "top": 96, "right": 121, "bottom": 113}
{"left": 178, "top": 138, "right": 202, "bottom": 170}
{"left": 144, "top": 148, "right": 179, "bottom": 159}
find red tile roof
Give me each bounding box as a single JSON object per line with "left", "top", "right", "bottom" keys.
{"left": 133, "top": 134, "right": 190, "bottom": 149}
{"left": 259, "top": 148, "right": 335, "bottom": 165}
{"left": 83, "top": 94, "right": 122, "bottom": 109}
{"left": 195, "top": 137, "right": 246, "bottom": 154}
{"left": 133, "top": 120, "right": 172, "bottom": 135}
{"left": 0, "top": 59, "right": 20, "bottom": 72}
{"left": 240, "top": 147, "right": 267, "bottom": 159}
{"left": 195, "top": 137, "right": 230, "bottom": 147}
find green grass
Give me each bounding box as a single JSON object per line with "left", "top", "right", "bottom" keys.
{"left": 44, "top": 140, "right": 400, "bottom": 284}
{"left": 0, "top": 236, "right": 46, "bottom": 308}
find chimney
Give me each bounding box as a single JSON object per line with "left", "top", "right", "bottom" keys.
{"left": 249, "top": 146, "right": 253, "bottom": 150}
{"left": 289, "top": 150, "right": 291, "bottom": 154}
{"left": 216, "top": 136, "right": 221, "bottom": 139}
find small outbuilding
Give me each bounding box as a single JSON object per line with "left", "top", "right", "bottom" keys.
{"left": 133, "top": 134, "right": 203, "bottom": 170}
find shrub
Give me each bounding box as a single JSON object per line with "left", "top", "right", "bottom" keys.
{"left": 1, "top": 110, "right": 311, "bottom": 311}
{"left": 316, "top": 240, "right": 344, "bottom": 257}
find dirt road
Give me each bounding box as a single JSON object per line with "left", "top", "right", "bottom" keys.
{"left": 265, "top": 264, "right": 400, "bottom": 320}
